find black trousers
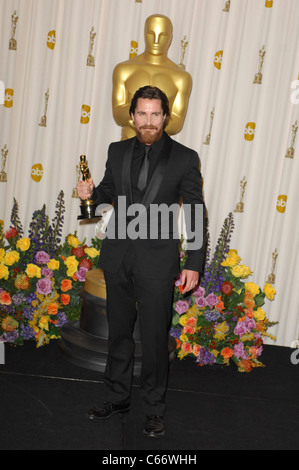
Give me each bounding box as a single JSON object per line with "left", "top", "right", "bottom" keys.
{"left": 103, "top": 244, "right": 175, "bottom": 416}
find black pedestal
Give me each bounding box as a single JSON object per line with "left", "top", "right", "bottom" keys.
{"left": 59, "top": 288, "right": 143, "bottom": 375}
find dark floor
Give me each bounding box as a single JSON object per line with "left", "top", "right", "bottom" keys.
{"left": 1, "top": 340, "right": 299, "bottom": 451}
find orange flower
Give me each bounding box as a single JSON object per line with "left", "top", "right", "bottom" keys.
{"left": 215, "top": 297, "right": 224, "bottom": 312}
{"left": 47, "top": 302, "right": 59, "bottom": 315}
{"left": 220, "top": 347, "right": 234, "bottom": 359}
{"left": 239, "top": 359, "right": 252, "bottom": 373}
{"left": 181, "top": 342, "right": 192, "bottom": 354}
{"left": 183, "top": 325, "right": 196, "bottom": 335}
{"left": 61, "top": 279, "right": 72, "bottom": 292}
{"left": 193, "top": 344, "right": 201, "bottom": 357}
{"left": 61, "top": 294, "right": 70, "bottom": 305}
{"left": 175, "top": 338, "right": 181, "bottom": 349}
{"left": 244, "top": 291, "right": 255, "bottom": 310}
{"left": 0, "top": 291, "right": 12, "bottom": 305}
{"left": 14, "top": 273, "right": 30, "bottom": 290}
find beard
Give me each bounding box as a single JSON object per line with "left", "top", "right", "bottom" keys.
{"left": 136, "top": 125, "right": 163, "bottom": 144}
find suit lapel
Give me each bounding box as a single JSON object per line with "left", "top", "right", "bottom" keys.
{"left": 121, "top": 137, "right": 136, "bottom": 205}
{"left": 142, "top": 133, "right": 173, "bottom": 209}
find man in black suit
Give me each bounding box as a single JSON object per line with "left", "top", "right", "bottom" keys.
{"left": 77, "top": 86, "right": 206, "bottom": 438}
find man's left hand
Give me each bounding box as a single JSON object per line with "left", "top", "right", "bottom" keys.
{"left": 180, "top": 269, "right": 199, "bottom": 294}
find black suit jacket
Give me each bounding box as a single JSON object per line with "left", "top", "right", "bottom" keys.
{"left": 91, "top": 132, "right": 206, "bottom": 280}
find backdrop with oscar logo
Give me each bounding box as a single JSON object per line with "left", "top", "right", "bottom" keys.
{"left": 0, "top": 0, "right": 298, "bottom": 347}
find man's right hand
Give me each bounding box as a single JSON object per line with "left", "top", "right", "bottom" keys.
{"left": 77, "top": 179, "right": 95, "bottom": 200}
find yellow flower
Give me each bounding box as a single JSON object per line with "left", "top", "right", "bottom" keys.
{"left": 0, "top": 263, "right": 9, "bottom": 280}
{"left": 84, "top": 247, "right": 99, "bottom": 258}
{"left": 16, "top": 237, "right": 31, "bottom": 251}
{"left": 231, "top": 264, "right": 252, "bottom": 278}
{"left": 221, "top": 249, "right": 241, "bottom": 267}
{"left": 221, "top": 257, "right": 239, "bottom": 267}
{"left": 0, "top": 248, "right": 5, "bottom": 263}
{"left": 264, "top": 283, "right": 276, "bottom": 301}
{"left": 245, "top": 282, "right": 260, "bottom": 297}
{"left": 26, "top": 263, "right": 41, "bottom": 278}
{"left": 47, "top": 259, "right": 60, "bottom": 271}
{"left": 64, "top": 255, "right": 79, "bottom": 277}
{"left": 67, "top": 234, "right": 81, "bottom": 248}
{"left": 2, "top": 315, "right": 19, "bottom": 332}
{"left": 4, "top": 250, "right": 20, "bottom": 266}
{"left": 254, "top": 307, "right": 266, "bottom": 322}
{"left": 39, "top": 316, "right": 50, "bottom": 331}
{"left": 178, "top": 315, "right": 188, "bottom": 326}
{"left": 214, "top": 321, "right": 229, "bottom": 341}
{"left": 179, "top": 333, "right": 188, "bottom": 342}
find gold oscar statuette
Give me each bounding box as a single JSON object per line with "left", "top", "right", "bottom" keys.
{"left": 77, "top": 155, "right": 97, "bottom": 220}
{"left": 0, "top": 145, "right": 8, "bottom": 183}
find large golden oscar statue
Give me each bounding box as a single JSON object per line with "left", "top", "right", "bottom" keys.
{"left": 112, "top": 14, "right": 192, "bottom": 140}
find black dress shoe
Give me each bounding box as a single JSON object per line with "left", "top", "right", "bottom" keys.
{"left": 143, "top": 415, "right": 165, "bottom": 438}
{"left": 87, "top": 402, "right": 130, "bottom": 420}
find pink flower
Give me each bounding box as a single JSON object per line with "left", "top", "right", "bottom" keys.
{"left": 234, "top": 342, "right": 248, "bottom": 359}
{"left": 205, "top": 293, "right": 218, "bottom": 308}
{"left": 245, "top": 316, "right": 256, "bottom": 331}
{"left": 76, "top": 266, "right": 88, "bottom": 282}
{"left": 234, "top": 320, "right": 248, "bottom": 337}
{"left": 192, "top": 285, "right": 205, "bottom": 297}
{"left": 195, "top": 296, "right": 207, "bottom": 308}
{"left": 175, "top": 300, "right": 190, "bottom": 315}
{"left": 35, "top": 251, "right": 50, "bottom": 265}
{"left": 36, "top": 277, "right": 52, "bottom": 296}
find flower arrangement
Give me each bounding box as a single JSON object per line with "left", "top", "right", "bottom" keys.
{"left": 171, "top": 213, "right": 277, "bottom": 373}
{"left": 0, "top": 193, "right": 102, "bottom": 347}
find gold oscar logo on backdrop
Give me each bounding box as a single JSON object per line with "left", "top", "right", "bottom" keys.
{"left": 214, "top": 50, "right": 223, "bottom": 70}
{"left": 31, "top": 164, "right": 44, "bottom": 182}
{"left": 129, "top": 41, "right": 138, "bottom": 59}
{"left": 0, "top": 145, "right": 8, "bottom": 183}
{"left": 244, "top": 122, "right": 256, "bottom": 141}
{"left": 39, "top": 89, "right": 49, "bottom": 127}
{"left": 223, "top": 1, "right": 231, "bottom": 12}
{"left": 267, "top": 249, "right": 278, "bottom": 284}
{"left": 87, "top": 27, "right": 96, "bottom": 66}
{"left": 47, "top": 30, "right": 56, "bottom": 50}
{"left": 253, "top": 46, "right": 266, "bottom": 84}
{"left": 285, "top": 120, "right": 297, "bottom": 159}
{"left": 9, "top": 10, "right": 18, "bottom": 50}
{"left": 80, "top": 105, "right": 90, "bottom": 124}
{"left": 234, "top": 177, "right": 247, "bottom": 213}
{"left": 276, "top": 195, "right": 287, "bottom": 213}
{"left": 203, "top": 107, "right": 215, "bottom": 145}
{"left": 178, "top": 36, "right": 188, "bottom": 70}
{"left": 265, "top": 0, "right": 273, "bottom": 7}
{"left": 4, "top": 89, "right": 13, "bottom": 108}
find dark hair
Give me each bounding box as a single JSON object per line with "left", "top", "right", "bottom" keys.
{"left": 129, "top": 86, "right": 170, "bottom": 117}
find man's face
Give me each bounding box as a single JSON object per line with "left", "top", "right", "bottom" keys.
{"left": 131, "top": 98, "right": 167, "bottom": 144}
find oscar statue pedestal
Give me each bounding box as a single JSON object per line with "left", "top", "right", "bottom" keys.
{"left": 59, "top": 269, "right": 143, "bottom": 375}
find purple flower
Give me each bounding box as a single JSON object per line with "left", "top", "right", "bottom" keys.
{"left": 205, "top": 293, "right": 218, "bottom": 308}
{"left": 56, "top": 312, "right": 68, "bottom": 327}
{"left": 12, "top": 292, "right": 25, "bottom": 306}
{"left": 41, "top": 267, "right": 53, "bottom": 278}
{"left": 175, "top": 300, "right": 190, "bottom": 315}
{"left": 192, "top": 285, "right": 205, "bottom": 298}
{"left": 76, "top": 267, "right": 89, "bottom": 282}
{"left": 195, "top": 296, "right": 207, "bottom": 308}
{"left": 234, "top": 320, "right": 248, "bottom": 337}
{"left": 175, "top": 274, "right": 181, "bottom": 287}
{"left": 35, "top": 250, "right": 50, "bottom": 265}
{"left": 36, "top": 277, "right": 52, "bottom": 296}
{"left": 196, "top": 347, "right": 216, "bottom": 366}
{"left": 234, "top": 342, "right": 248, "bottom": 359}
{"left": 245, "top": 316, "right": 256, "bottom": 331}
{"left": 204, "top": 310, "right": 221, "bottom": 322}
